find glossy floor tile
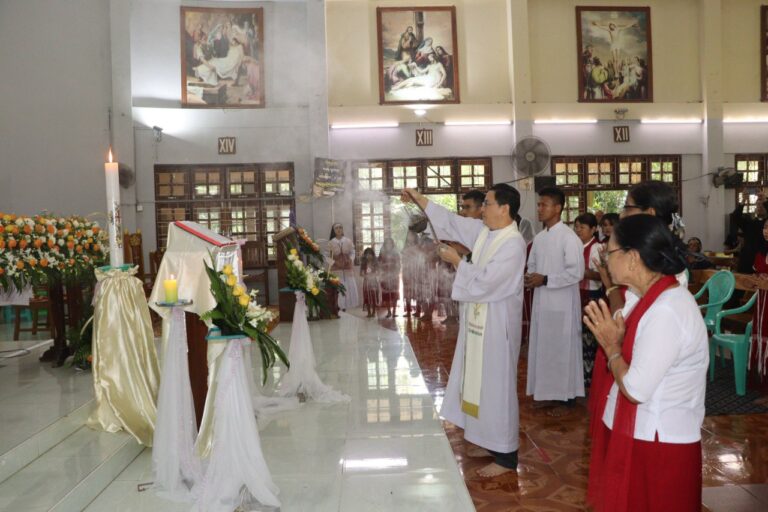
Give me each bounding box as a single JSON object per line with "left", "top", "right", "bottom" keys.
{"left": 86, "top": 312, "right": 474, "bottom": 511}
{"left": 391, "top": 307, "right": 768, "bottom": 512}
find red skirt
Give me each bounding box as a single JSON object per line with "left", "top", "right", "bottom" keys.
{"left": 592, "top": 424, "right": 702, "bottom": 512}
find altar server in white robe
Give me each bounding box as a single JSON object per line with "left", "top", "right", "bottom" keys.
{"left": 402, "top": 184, "right": 526, "bottom": 478}
{"left": 525, "top": 187, "right": 585, "bottom": 406}
{"left": 328, "top": 223, "right": 360, "bottom": 310}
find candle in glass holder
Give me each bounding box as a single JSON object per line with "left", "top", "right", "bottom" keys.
{"left": 163, "top": 274, "right": 178, "bottom": 303}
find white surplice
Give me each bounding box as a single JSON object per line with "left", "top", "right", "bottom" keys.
{"left": 426, "top": 202, "right": 526, "bottom": 453}
{"left": 526, "top": 221, "right": 585, "bottom": 401}
{"left": 328, "top": 236, "right": 360, "bottom": 309}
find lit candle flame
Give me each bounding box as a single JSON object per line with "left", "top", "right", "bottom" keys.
{"left": 108, "top": 148, "right": 113, "bottom": 163}
{"left": 170, "top": 274, "right": 175, "bottom": 280}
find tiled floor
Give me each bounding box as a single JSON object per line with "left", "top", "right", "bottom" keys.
{"left": 383, "top": 310, "right": 768, "bottom": 511}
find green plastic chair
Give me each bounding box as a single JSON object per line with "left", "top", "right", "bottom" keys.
{"left": 694, "top": 270, "right": 736, "bottom": 333}
{"left": 709, "top": 291, "right": 758, "bottom": 396}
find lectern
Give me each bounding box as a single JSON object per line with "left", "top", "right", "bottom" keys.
{"left": 148, "top": 221, "right": 241, "bottom": 425}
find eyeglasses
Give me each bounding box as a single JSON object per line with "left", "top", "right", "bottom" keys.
{"left": 605, "top": 247, "right": 626, "bottom": 258}
{"left": 622, "top": 204, "right": 643, "bottom": 211}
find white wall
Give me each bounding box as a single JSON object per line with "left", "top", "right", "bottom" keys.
{"left": 0, "top": 0, "right": 112, "bottom": 218}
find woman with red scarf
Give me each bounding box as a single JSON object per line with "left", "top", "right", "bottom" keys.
{"left": 583, "top": 215, "right": 708, "bottom": 512}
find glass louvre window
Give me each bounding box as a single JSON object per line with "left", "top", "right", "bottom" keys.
{"left": 735, "top": 157, "right": 762, "bottom": 184}
{"left": 264, "top": 202, "right": 293, "bottom": 259}
{"left": 358, "top": 200, "right": 387, "bottom": 254}
{"left": 193, "top": 170, "right": 222, "bottom": 198}
{"left": 459, "top": 162, "right": 487, "bottom": 190}
{"left": 554, "top": 161, "right": 581, "bottom": 186}
{"left": 357, "top": 165, "right": 385, "bottom": 191}
{"left": 229, "top": 170, "right": 258, "bottom": 197}
{"left": 229, "top": 204, "right": 260, "bottom": 240}
{"left": 563, "top": 194, "right": 582, "bottom": 224}
{"left": 586, "top": 160, "right": 613, "bottom": 186}
{"left": 193, "top": 204, "right": 222, "bottom": 234}
{"left": 263, "top": 169, "right": 292, "bottom": 196}
{"left": 618, "top": 159, "right": 644, "bottom": 185}
{"left": 650, "top": 160, "right": 676, "bottom": 183}
{"left": 391, "top": 164, "right": 419, "bottom": 190}
{"left": 425, "top": 162, "right": 453, "bottom": 190}
{"left": 156, "top": 171, "right": 188, "bottom": 199}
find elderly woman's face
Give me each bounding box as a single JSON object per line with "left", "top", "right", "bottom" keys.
{"left": 763, "top": 220, "right": 768, "bottom": 242}
{"left": 605, "top": 237, "right": 630, "bottom": 285}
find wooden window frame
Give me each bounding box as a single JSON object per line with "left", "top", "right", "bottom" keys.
{"left": 154, "top": 164, "right": 295, "bottom": 265}
{"left": 551, "top": 155, "right": 683, "bottom": 224}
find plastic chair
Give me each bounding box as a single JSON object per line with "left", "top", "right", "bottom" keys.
{"left": 709, "top": 291, "right": 758, "bottom": 396}
{"left": 694, "top": 270, "right": 736, "bottom": 333}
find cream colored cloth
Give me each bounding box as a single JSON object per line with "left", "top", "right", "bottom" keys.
{"left": 87, "top": 266, "right": 160, "bottom": 446}
{"left": 460, "top": 223, "right": 521, "bottom": 418}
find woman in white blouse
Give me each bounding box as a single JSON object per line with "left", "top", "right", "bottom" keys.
{"left": 583, "top": 215, "right": 708, "bottom": 512}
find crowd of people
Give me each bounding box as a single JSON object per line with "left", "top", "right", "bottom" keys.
{"left": 323, "top": 180, "right": 727, "bottom": 510}
{"left": 402, "top": 180, "right": 707, "bottom": 511}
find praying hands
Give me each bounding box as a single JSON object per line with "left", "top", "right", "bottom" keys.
{"left": 583, "top": 298, "right": 625, "bottom": 355}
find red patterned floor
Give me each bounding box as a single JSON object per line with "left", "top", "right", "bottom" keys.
{"left": 378, "top": 313, "right": 768, "bottom": 511}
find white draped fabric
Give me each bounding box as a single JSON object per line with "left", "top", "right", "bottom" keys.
{"left": 0, "top": 286, "right": 33, "bottom": 307}
{"left": 276, "top": 292, "right": 350, "bottom": 403}
{"left": 193, "top": 338, "right": 280, "bottom": 511}
{"left": 151, "top": 307, "right": 202, "bottom": 502}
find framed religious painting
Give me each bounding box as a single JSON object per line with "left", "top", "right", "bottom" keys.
{"left": 576, "top": 6, "right": 652, "bottom": 102}
{"left": 377, "top": 6, "right": 460, "bottom": 105}
{"left": 762, "top": 6, "right": 768, "bottom": 101}
{"left": 180, "top": 6, "right": 264, "bottom": 108}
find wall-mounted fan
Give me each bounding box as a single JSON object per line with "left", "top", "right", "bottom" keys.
{"left": 511, "top": 136, "right": 551, "bottom": 178}
{"left": 712, "top": 167, "right": 741, "bottom": 188}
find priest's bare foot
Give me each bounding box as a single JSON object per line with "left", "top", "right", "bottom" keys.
{"left": 466, "top": 445, "right": 491, "bottom": 458}
{"left": 476, "top": 462, "right": 514, "bottom": 478}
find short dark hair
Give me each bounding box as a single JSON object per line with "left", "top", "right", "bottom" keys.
{"left": 537, "top": 186, "right": 565, "bottom": 207}
{"left": 490, "top": 183, "right": 520, "bottom": 220}
{"left": 627, "top": 180, "right": 679, "bottom": 226}
{"left": 574, "top": 212, "right": 598, "bottom": 228}
{"left": 462, "top": 189, "right": 485, "bottom": 206}
{"left": 601, "top": 213, "right": 620, "bottom": 226}
{"left": 613, "top": 215, "right": 687, "bottom": 276}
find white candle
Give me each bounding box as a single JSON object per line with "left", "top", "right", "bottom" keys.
{"left": 105, "top": 148, "right": 124, "bottom": 267}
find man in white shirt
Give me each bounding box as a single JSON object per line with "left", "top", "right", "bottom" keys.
{"left": 525, "top": 187, "right": 585, "bottom": 411}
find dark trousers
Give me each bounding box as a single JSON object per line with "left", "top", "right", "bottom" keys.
{"left": 489, "top": 449, "right": 518, "bottom": 469}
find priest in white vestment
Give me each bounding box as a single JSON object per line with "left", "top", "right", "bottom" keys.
{"left": 525, "top": 187, "right": 585, "bottom": 407}
{"left": 402, "top": 184, "right": 526, "bottom": 477}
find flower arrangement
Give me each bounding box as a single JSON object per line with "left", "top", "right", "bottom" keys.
{"left": 201, "top": 259, "right": 288, "bottom": 383}
{"left": 319, "top": 270, "right": 346, "bottom": 296}
{"left": 0, "top": 212, "right": 108, "bottom": 291}
{"left": 296, "top": 227, "right": 325, "bottom": 267}
{"left": 284, "top": 244, "right": 328, "bottom": 313}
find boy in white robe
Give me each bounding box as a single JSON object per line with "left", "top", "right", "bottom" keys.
{"left": 525, "top": 187, "right": 585, "bottom": 410}
{"left": 402, "top": 184, "right": 526, "bottom": 478}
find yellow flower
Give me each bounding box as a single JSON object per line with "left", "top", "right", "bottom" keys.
{"left": 238, "top": 295, "right": 250, "bottom": 307}
{"left": 311, "top": 287, "right": 320, "bottom": 296}
{"left": 226, "top": 274, "right": 237, "bottom": 287}
{"left": 222, "top": 264, "right": 233, "bottom": 276}
{"left": 233, "top": 285, "right": 244, "bottom": 297}
{"left": 290, "top": 248, "right": 298, "bottom": 256}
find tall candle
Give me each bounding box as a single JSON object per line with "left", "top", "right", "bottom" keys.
{"left": 163, "top": 274, "right": 178, "bottom": 303}
{"left": 105, "top": 148, "right": 124, "bottom": 267}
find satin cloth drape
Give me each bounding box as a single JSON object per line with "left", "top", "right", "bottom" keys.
{"left": 192, "top": 337, "right": 280, "bottom": 511}
{"left": 87, "top": 266, "right": 160, "bottom": 446}
{"left": 276, "top": 292, "right": 350, "bottom": 402}
{"left": 151, "top": 306, "right": 202, "bottom": 501}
